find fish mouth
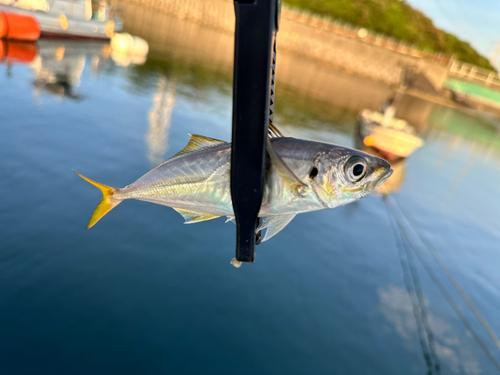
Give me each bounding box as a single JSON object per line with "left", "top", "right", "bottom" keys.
{"left": 375, "top": 168, "right": 393, "bottom": 189}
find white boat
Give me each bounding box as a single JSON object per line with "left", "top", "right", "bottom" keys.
{"left": 0, "top": 0, "right": 122, "bottom": 39}
{"left": 359, "top": 108, "right": 424, "bottom": 159}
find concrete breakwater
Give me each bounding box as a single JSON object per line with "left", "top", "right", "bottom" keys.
{"left": 114, "top": 0, "right": 435, "bottom": 128}
{"left": 113, "top": 0, "right": 449, "bottom": 90}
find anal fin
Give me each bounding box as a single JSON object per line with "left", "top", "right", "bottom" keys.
{"left": 173, "top": 208, "right": 220, "bottom": 224}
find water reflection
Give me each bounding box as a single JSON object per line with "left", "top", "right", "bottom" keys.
{"left": 1, "top": 3, "right": 500, "bottom": 375}
{"left": 1, "top": 38, "right": 148, "bottom": 101}
{"left": 31, "top": 40, "right": 96, "bottom": 101}
{"left": 0, "top": 40, "right": 37, "bottom": 65}
{"left": 379, "top": 285, "right": 482, "bottom": 375}
{"left": 146, "top": 75, "right": 176, "bottom": 165}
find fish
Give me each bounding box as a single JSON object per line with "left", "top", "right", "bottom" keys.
{"left": 75, "top": 123, "right": 392, "bottom": 242}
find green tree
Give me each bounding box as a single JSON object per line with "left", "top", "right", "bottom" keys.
{"left": 284, "top": 0, "right": 495, "bottom": 70}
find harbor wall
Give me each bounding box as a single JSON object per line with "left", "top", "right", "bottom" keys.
{"left": 115, "top": 0, "right": 435, "bottom": 126}
{"left": 114, "top": 0, "right": 449, "bottom": 90}
{"left": 115, "top": 1, "right": 393, "bottom": 111}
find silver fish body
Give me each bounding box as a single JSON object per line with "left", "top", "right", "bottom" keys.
{"left": 76, "top": 131, "right": 392, "bottom": 241}
{"left": 118, "top": 141, "right": 234, "bottom": 217}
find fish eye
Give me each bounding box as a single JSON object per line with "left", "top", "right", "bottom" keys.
{"left": 345, "top": 157, "right": 367, "bottom": 182}
{"left": 309, "top": 166, "right": 319, "bottom": 179}
{"left": 353, "top": 163, "right": 364, "bottom": 177}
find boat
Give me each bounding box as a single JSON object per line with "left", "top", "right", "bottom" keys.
{"left": 0, "top": 0, "right": 122, "bottom": 39}
{"left": 358, "top": 108, "right": 424, "bottom": 159}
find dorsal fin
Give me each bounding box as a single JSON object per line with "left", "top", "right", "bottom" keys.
{"left": 172, "top": 134, "right": 225, "bottom": 158}
{"left": 268, "top": 121, "right": 284, "bottom": 138}
{"left": 173, "top": 208, "right": 220, "bottom": 224}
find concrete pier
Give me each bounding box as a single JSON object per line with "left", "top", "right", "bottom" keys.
{"left": 114, "top": 0, "right": 449, "bottom": 90}
{"left": 114, "top": 0, "right": 441, "bottom": 127}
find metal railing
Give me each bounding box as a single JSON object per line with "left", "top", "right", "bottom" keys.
{"left": 449, "top": 61, "right": 500, "bottom": 88}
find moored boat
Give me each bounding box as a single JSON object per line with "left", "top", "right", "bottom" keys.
{"left": 0, "top": 0, "right": 121, "bottom": 39}
{"left": 359, "top": 108, "right": 424, "bottom": 159}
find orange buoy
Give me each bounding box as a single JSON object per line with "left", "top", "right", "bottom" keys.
{"left": 0, "top": 40, "right": 37, "bottom": 64}
{"left": 0, "top": 11, "right": 40, "bottom": 41}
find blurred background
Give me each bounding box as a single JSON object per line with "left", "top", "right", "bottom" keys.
{"left": 1, "top": 0, "right": 500, "bottom": 374}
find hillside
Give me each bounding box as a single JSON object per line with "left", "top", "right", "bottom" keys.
{"left": 284, "top": 0, "right": 495, "bottom": 71}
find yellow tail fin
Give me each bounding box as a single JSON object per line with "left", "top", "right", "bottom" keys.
{"left": 73, "top": 171, "right": 121, "bottom": 229}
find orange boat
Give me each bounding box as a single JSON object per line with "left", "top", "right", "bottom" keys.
{"left": 358, "top": 108, "right": 424, "bottom": 159}
{"left": 0, "top": 11, "right": 40, "bottom": 41}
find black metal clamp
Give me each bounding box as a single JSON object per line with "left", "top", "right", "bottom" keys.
{"left": 230, "top": 0, "right": 281, "bottom": 264}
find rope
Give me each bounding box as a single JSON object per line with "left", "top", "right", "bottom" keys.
{"left": 384, "top": 197, "right": 500, "bottom": 372}
{"left": 391, "top": 196, "right": 500, "bottom": 353}
{"left": 384, "top": 199, "right": 441, "bottom": 374}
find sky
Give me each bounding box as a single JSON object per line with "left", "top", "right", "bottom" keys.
{"left": 405, "top": 0, "right": 500, "bottom": 69}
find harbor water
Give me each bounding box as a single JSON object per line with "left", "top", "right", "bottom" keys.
{"left": 1, "top": 11, "right": 500, "bottom": 375}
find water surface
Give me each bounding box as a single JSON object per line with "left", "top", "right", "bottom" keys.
{"left": 1, "top": 26, "right": 500, "bottom": 375}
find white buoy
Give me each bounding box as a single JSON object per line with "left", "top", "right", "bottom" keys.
{"left": 111, "top": 33, "right": 149, "bottom": 57}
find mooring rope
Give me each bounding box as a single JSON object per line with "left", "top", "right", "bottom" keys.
{"left": 390, "top": 196, "right": 500, "bottom": 353}
{"left": 384, "top": 199, "right": 441, "bottom": 374}
{"left": 384, "top": 197, "right": 500, "bottom": 372}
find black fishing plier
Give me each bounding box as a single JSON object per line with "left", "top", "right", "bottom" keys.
{"left": 230, "top": 0, "right": 281, "bottom": 264}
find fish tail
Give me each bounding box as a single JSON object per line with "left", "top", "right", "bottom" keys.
{"left": 73, "top": 170, "right": 122, "bottom": 229}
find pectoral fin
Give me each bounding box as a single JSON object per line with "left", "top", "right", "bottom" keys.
{"left": 267, "top": 138, "right": 309, "bottom": 196}
{"left": 257, "top": 214, "right": 296, "bottom": 242}
{"left": 173, "top": 208, "right": 220, "bottom": 224}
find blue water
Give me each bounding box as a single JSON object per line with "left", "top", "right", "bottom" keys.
{"left": 1, "top": 38, "right": 500, "bottom": 375}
